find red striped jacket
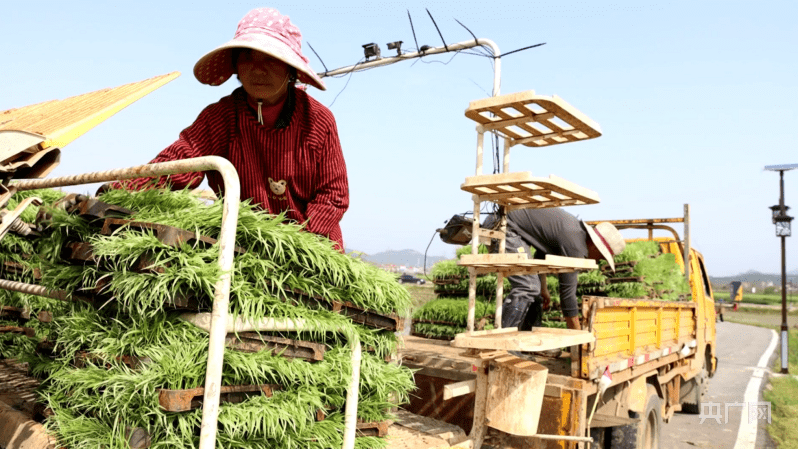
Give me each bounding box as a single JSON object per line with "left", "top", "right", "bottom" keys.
{"left": 125, "top": 87, "right": 349, "bottom": 249}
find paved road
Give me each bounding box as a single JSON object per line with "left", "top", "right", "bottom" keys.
{"left": 660, "top": 322, "right": 777, "bottom": 449}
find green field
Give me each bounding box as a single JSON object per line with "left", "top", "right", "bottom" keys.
{"left": 403, "top": 283, "right": 437, "bottom": 310}
{"left": 714, "top": 291, "right": 798, "bottom": 305}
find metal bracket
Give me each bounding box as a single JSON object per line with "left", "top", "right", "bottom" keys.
{"left": 0, "top": 196, "right": 41, "bottom": 241}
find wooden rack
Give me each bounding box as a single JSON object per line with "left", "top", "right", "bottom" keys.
{"left": 450, "top": 89, "right": 603, "bottom": 448}
{"left": 458, "top": 89, "right": 602, "bottom": 333}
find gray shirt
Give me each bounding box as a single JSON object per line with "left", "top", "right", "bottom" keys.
{"left": 505, "top": 208, "right": 589, "bottom": 260}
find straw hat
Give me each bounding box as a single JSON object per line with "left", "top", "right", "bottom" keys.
{"left": 584, "top": 222, "right": 626, "bottom": 271}
{"left": 194, "top": 8, "right": 326, "bottom": 90}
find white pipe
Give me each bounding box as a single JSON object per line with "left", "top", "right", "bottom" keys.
{"left": 179, "top": 312, "right": 362, "bottom": 449}
{"left": 319, "top": 38, "right": 501, "bottom": 97}
{"left": 13, "top": 156, "right": 241, "bottom": 449}
{"left": 532, "top": 434, "right": 593, "bottom": 443}
{"left": 343, "top": 337, "right": 362, "bottom": 449}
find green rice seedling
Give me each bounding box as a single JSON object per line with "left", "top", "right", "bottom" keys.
{"left": 95, "top": 189, "right": 412, "bottom": 316}
{"left": 430, "top": 259, "right": 465, "bottom": 280}
{"left": 455, "top": 244, "right": 488, "bottom": 258}
{"left": 412, "top": 297, "right": 496, "bottom": 337}
{"left": 612, "top": 240, "right": 660, "bottom": 264}
{"left": 23, "top": 187, "right": 417, "bottom": 447}
{"left": 413, "top": 297, "right": 492, "bottom": 324}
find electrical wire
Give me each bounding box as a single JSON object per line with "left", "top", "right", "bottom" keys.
{"left": 328, "top": 58, "right": 364, "bottom": 107}
{"left": 306, "top": 42, "right": 329, "bottom": 73}
{"left": 422, "top": 228, "right": 439, "bottom": 278}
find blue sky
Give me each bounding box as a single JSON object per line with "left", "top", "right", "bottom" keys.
{"left": 4, "top": 0, "right": 797, "bottom": 276}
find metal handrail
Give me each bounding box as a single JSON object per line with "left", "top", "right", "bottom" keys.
{"left": 12, "top": 156, "right": 240, "bottom": 449}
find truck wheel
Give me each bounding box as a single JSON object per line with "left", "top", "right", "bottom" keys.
{"left": 610, "top": 385, "right": 661, "bottom": 449}
{"left": 681, "top": 365, "right": 708, "bottom": 414}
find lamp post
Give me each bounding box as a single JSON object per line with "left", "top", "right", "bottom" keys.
{"left": 765, "top": 163, "right": 798, "bottom": 374}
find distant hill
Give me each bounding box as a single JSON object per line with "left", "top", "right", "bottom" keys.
{"left": 710, "top": 270, "right": 798, "bottom": 287}
{"left": 345, "top": 248, "right": 449, "bottom": 269}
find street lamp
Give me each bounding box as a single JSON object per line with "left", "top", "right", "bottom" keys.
{"left": 770, "top": 205, "right": 792, "bottom": 237}
{"left": 765, "top": 163, "right": 798, "bottom": 375}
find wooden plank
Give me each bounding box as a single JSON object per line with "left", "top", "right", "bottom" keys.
{"left": 458, "top": 253, "right": 596, "bottom": 277}
{"left": 443, "top": 379, "right": 477, "bottom": 400}
{"left": 386, "top": 409, "right": 466, "bottom": 449}
{"left": 451, "top": 328, "right": 595, "bottom": 352}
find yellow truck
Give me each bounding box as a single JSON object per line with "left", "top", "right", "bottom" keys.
{"left": 398, "top": 213, "right": 719, "bottom": 449}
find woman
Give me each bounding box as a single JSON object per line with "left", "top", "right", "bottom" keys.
{"left": 115, "top": 8, "right": 348, "bottom": 249}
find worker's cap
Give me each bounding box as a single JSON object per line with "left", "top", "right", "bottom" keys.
{"left": 193, "top": 8, "right": 326, "bottom": 91}
{"left": 584, "top": 222, "right": 626, "bottom": 271}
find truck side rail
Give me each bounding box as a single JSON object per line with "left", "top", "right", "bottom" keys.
{"left": 577, "top": 296, "right": 697, "bottom": 380}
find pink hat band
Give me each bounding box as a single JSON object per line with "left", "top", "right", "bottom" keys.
{"left": 234, "top": 26, "right": 309, "bottom": 66}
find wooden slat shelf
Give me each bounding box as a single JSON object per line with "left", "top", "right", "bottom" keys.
{"left": 464, "top": 90, "right": 601, "bottom": 147}
{"left": 461, "top": 172, "right": 599, "bottom": 210}
{"left": 450, "top": 327, "right": 595, "bottom": 352}
{"left": 0, "top": 72, "right": 180, "bottom": 178}
{"left": 457, "top": 253, "right": 597, "bottom": 276}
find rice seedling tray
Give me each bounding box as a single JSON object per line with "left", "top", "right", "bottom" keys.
{"left": 158, "top": 383, "right": 281, "bottom": 412}
{"left": 100, "top": 217, "right": 246, "bottom": 253}
{"left": 0, "top": 326, "right": 35, "bottom": 337}
{"left": 0, "top": 306, "right": 52, "bottom": 323}
{"left": 64, "top": 241, "right": 170, "bottom": 275}
{"left": 0, "top": 359, "right": 40, "bottom": 418}
{"left": 409, "top": 332, "right": 454, "bottom": 341}
{"left": 63, "top": 241, "right": 96, "bottom": 264}
{"left": 0, "top": 306, "right": 31, "bottom": 321}
{"left": 223, "top": 333, "right": 326, "bottom": 362}
{"left": 280, "top": 285, "right": 405, "bottom": 332}
{"left": 431, "top": 276, "right": 463, "bottom": 286}
{"left": 356, "top": 420, "right": 391, "bottom": 437}
{"left": 0, "top": 261, "right": 41, "bottom": 280}
{"left": 606, "top": 276, "right": 645, "bottom": 284}
{"left": 601, "top": 260, "right": 637, "bottom": 272}
{"left": 66, "top": 197, "right": 134, "bottom": 221}
{"left": 412, "top": 319, "right": 459, "bottom": 327}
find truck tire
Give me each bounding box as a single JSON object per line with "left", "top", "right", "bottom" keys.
{"left": 681, "top": 365, "right": 708, "bottom": 414}
{"left": 610, "top": 385, "right": 661, "bottom": 449}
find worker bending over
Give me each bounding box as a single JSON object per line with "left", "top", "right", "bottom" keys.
{"left": 106, "top": 8, "right": 349, "bottom": 250}
{"left": 485, "top": 208, "right": 625, "bottom": 330}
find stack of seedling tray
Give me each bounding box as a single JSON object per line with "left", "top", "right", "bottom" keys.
{"left": 543, "top": 240, "right": 691, "bottom": 326}
{"left": 1, "top": 188, "right": 416, "bottom": 449}
{"left": 411, "top": 246, "right": 509, "bottom": 339}
{"left": 0, "top": 189, "right": 68, "bottom": 361}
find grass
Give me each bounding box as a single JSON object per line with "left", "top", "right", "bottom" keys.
{"left": 403, "top": 283, "right": 437, "bottom": 311}
{"left": 763, "top": 328, "right": 798, "bottom": 449}
{"left": 723, "top": 310, "right": 798, "bottom": 449}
